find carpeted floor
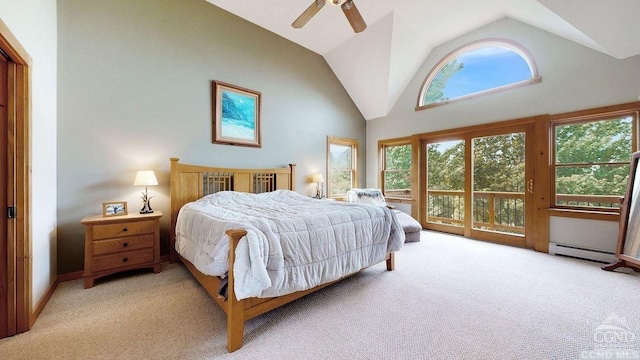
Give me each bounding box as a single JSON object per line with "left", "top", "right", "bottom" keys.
{"left": 1, "top": 230, "right": 639, "bottom": 359}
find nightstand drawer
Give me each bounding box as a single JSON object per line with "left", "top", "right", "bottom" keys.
{"left": 92, "top": 248, "right": 154, "bottom": 272}
{"left": 93, "top": 234, "right": 154, "bottom": 256}
{"left": 92, "top": 220, "right": 155, "bottom": 240}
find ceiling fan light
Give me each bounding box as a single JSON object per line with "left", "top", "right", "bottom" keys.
{"left": 329, "top": 0, "right": 347, "bottom": 6}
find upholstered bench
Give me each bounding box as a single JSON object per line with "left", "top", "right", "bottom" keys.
{"left": 393, "top": 210, "right": 422, "bottom": 242}
{"left": 346, "top": 188, "right": 422, "bottom": 243}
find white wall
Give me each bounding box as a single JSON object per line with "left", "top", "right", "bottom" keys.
{"left": 0, "top": 0, "right": 58, "bottom": 308}
{"left": 368, "top": 17, "right": 640, "bottom": 253}
{"left": 56, "top": 0, "right": 366, "bottom": 273}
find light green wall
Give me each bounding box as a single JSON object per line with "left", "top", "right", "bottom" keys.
{"left": 56, "top": 0, "right": 366, "bottom": 273}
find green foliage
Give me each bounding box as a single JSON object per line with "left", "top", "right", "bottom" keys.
{"left": 329, "top": 144, "right": 354, "bottom": 196}
{"left": 423, "top": 60, "right": 464, "bottom": 105}
{"left": 555, "top": 117, "right": 632, "bottom": 199}
{"left": 556, "top": 117, "right": 632, "bottom": 164}
{"left": 473, "top": 133, "right": 525, "bottom": 192}
{"left": 427, "top": 141, "right": 465, "bottom": 190}
{"left": 384, "top": 145, "right": 411, "bottom": 195}
{"left": 329, "top": 169, "right": 352, "bottom": 196}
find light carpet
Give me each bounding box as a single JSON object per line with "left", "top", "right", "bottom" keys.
{"left": 1, "top": 231, "right": 639, "bottom": 359}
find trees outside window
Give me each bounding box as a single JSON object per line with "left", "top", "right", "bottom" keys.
{"left": 553, "top": 114, "right": 635, "bottom": 209}
{"left": 327, "top": 136, "right": 357, "bottom": 198}
{"left": 380, "top": 139, "right": 412, "bottom": 198}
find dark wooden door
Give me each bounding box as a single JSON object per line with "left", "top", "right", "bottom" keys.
{"left": 0, "top": 51, "right": 8, "bottom": 339}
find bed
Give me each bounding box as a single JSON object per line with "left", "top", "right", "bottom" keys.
{"left": 169, "top": 158, "right": 404, "bottom": 352}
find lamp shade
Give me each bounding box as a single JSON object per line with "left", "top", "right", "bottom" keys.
{"left": 134, "top": 170, "right": 158, "bottom": 186}
{"left": 311, "top": 173, "right": 324, "bottom": 183}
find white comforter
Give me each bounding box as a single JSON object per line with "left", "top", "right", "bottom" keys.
{"left": 175, "top": 190, "right": 404, "bottom": 299}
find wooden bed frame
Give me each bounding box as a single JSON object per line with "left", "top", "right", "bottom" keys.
{"left": 169, "top": 158, "right": 395, "bottom": 352}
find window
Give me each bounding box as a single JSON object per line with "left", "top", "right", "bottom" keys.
{"left": 327, "top": 136, "right": 358, "bottom": 198}
{"left": 552, "top": 112, "right": 637, "bottom": 211}
{"left": 417, "top": 39, "right": 540, "bottom": 110}
{"left": 379, "top": 138, "right": 412, "bottom": 199}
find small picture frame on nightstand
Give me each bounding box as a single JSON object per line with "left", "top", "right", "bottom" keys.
{"left": 102, "top": 201, "right": 128, "bottom": 217}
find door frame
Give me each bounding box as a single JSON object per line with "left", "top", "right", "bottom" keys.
{"left": 416, "top": 116, "right": 542, "bottom": 249}
{"left": 0, "top": 17, "right": 32, "bottom": 337}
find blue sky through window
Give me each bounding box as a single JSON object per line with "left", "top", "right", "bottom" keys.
{"left": 444, "top": 46, "right": 531, "bottom": 99}
{"left": 422, "top": 43, "right": 534, "bottom": 105}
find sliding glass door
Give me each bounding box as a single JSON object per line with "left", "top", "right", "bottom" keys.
{"left": 423, "top": 124, "right": 534, "bottom": 246}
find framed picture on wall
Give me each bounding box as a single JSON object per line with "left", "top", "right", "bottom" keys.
{"left": 212, "top": 80, "right": 262, "bottom": 148}
{"left": 102, "top": 201, "right": 128, "bottom": 217}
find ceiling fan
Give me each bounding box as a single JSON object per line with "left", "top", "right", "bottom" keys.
{"left": 292, "top": 0, "right": 367, "bottom": 33}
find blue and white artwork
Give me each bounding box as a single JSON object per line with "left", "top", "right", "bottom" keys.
{"left": 213, "top": 81, "right": 261, "bottom": 147}
{"left": 220, "top": 90, "right": 256, "bottom": 141}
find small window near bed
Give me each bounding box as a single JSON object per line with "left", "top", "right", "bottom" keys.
{"left": 379, "top": 138, "right": 412, "bottom": 199}
{"left": 327, "top": 136, "right": 358, "bottom": 199}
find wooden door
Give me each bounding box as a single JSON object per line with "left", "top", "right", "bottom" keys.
{"left": 422, "top": 122, "right": 535, "bottom": 248}
{"left": 0, "top": 18, "right": 30, "bottom": 338}
{"left": 0, "top": 51, "right": 8, "bottom": 338}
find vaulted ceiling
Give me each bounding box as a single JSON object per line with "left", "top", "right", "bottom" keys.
{"left": 205, "top": 0, "right": 640, "bottom": 120}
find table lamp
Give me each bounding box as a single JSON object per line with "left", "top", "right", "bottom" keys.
{"left": 134, "top": 170, "right": 158, "bottom": 214}
{"left": 312, "top": 173, "right": 324, "bottom": 199}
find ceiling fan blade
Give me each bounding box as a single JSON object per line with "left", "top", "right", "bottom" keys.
{"left": 341, "top": 0, "right": 367, "bottom": 33}
{"left": 292, "top": 0, "right": 326, "bottom": 29}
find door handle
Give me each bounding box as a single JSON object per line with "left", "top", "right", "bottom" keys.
{"left": 527, "top": 179, "right": 534, "bottom": 193}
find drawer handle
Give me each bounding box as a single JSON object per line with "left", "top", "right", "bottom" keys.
{"left": 123, "top": 257, "right": 128, "bottom": 263}
{"left": 123, "top": 242, "right": 128, "bottom": 248}
{"left": 122, "top": 228, "right": 128, "bottom": 232}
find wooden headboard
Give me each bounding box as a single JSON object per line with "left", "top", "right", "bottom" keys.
{"left": 169, "top": 158, "right": 296, "bottom": 262}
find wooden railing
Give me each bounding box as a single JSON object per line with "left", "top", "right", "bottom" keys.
{"left": 427, "top": 190, "right": 621, "bottom": 235}
{"left": 385, "top": 189, "right": 411, "bottom": 197}
{"left": 555, "top": 194, "right": 620, "bottom": 208}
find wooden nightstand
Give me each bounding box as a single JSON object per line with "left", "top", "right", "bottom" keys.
{"left": 81, "top": 211, "right": 163, "bottom": 288}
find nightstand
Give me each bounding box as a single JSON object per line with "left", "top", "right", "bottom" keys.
{"left": 81, "top": 211, "right": 162, "bottom": 288}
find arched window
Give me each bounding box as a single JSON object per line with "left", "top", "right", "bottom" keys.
{"left": 417, "top": 39, "right": 541, "bottom": 110}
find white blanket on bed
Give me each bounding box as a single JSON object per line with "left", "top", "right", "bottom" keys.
{"left": 175, "top": 190, "right": 404, "bottom": 299}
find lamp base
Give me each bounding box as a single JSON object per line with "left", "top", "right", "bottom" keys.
{"left": 140, "top": 199, "right": 153, "bottom": 214}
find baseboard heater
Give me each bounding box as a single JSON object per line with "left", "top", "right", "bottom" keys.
{"left": 549, "top": 242, "right": 616, "bottom": 263}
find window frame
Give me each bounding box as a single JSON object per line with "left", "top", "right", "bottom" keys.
{"left": 327, "top": 136, "right": 358, "bottom": 199}
{"left": 549, "top": 108, "right": 639, "bottom": 216}
{"left": 416, "top": 38, "right": 541, "bottom": 111}
{"left": 379, "top": 137, "right": 413, "bottom": 201}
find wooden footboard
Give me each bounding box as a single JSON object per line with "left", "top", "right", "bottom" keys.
{"left": 176, "top": 228, "right": 395, "bottom": 352}
{"left": 224, "top": 229, "right": 394, "bottom": 352}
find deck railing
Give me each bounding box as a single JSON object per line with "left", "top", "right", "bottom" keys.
{"left": 554, "top": 194, "right": 621, "bottom": 208}
{"left": 427, "top": 190, "right": 620, "bottom": 235}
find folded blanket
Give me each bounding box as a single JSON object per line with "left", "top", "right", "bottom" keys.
{"left": 347, "top": 188, "right": 387, "bottom": 207}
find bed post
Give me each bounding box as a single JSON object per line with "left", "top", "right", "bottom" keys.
{"left": 289, "top": 163, "right": 296, "bottom": 191}
{"left": 169, "top": 158, "right": 180, "bottom": 263}
{"left": 386, "top": 252, "right": 395, "bottom": 271}
{"left": 226, "top": 229, "right": 247, "bottom": 352}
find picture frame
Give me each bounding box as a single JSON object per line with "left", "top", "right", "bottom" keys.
{"left": 102, "top": 201, "right": 128, "bottom": 217}
{"left": 212, "top": 80, "right": 262, "bottom": 148}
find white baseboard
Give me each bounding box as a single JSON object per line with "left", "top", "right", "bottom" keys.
{"left": 549, "top": 242, "right": 616, "bottom": 263}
